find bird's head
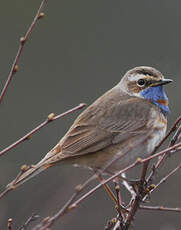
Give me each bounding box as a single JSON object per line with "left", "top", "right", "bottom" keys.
{"left": 119, "top": 66, "right": 173, "bottom": 115}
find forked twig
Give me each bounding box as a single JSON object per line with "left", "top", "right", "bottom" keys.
{"left": 31, "top": 138, "right": 181, "bottom": 230}
{"left": 122, "top": 117, "right": 181, "bottom": 229}
{"left": 32, "top": 160, "right": 140, "bottom": 230}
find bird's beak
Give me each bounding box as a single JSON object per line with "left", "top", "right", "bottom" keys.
{"left": 151, "top": 78, "right": 173, "bottom": 87}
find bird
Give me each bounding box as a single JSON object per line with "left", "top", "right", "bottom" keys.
{"left": 7, "top": 66, "right": 172, "bottom": 189}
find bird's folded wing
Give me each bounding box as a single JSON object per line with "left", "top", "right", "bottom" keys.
{"left": 61, "top": 97, "right": 154, "bottom": 157}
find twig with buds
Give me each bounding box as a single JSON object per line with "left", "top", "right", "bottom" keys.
{"left": 0, "top": 103, "right": 86, "bottom": 157}
{"left": 0, "top": 164, "right": 30, "bottom": 199}
{"left": 31, "top": 130, "right": 181, "bottom": 230}
{"left": 31, "top": 160, "right": 140, "bottom": 230}
{"left": 0, "top": 0, "right": 47, "bottom": 104}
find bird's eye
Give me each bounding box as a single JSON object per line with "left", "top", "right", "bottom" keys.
{"left": 137, "top": 79, "right": 146, "bottom": 87}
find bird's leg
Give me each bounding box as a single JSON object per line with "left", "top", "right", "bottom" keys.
{"left": 95, "top": 172, "right": 117, "bottom": 205}
{"left": 113, "top": 177, "right": 123, "bottom": 221}
{"left": 113, "top": 177, "right": 123, "bottom": 208}
{"left": 113, "top": 177, "right": 129, "bottom": 221}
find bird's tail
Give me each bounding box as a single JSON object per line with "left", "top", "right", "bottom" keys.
{"left": 7, "top": 148, "right": 64, "bottom": 189}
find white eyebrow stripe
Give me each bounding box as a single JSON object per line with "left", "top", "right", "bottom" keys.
{"left": 128, "top": 73, "right": 147, "bottom": 82}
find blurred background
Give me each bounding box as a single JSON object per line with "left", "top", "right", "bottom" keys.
{"left": 0, "top": 0, "right": 181, "bottom": 229}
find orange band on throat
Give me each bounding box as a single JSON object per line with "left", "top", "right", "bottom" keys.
{"left": 157, "top": 99, "right": 168, "bottom": 106}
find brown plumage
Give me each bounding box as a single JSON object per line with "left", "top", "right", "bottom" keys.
{"left": 7, "top": 66, "right": 172, "bottom": 189}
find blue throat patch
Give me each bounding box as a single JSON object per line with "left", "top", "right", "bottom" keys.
{"left": 140, "top": 85, "right": 169, "bottom": 116}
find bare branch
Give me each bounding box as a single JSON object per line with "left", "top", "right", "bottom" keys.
{"left": 0, "top": 103, "right": 86, "bottom": 157}
{"left": 149, "top": 162, "right": 181, "bottom": 194}
{"left": 0, "top": 165, "right": 31, "bottom": 199}
{"left": 31, "top": 160, "right": 140, "bottom": 230}
{"left": 30, "top": 133, "right": 181, "bottom": 230}
{"left": 140, "top": 205, "right": 181, "bottom": 213}
{"left": 0, "top": 0, "right": 48, "bottom": 104}
{"left": 18, "top": 213, "right": 40, "bottom": 230}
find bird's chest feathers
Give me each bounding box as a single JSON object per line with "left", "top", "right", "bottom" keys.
{"left": 140, "top": 86, "right": 169, "bottom": 116}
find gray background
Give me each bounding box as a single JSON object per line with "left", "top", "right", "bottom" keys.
{"left": 0, "top": 0, "right": 181, "bottom": 229}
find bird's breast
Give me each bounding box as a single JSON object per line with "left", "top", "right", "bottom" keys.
{"left": 146, "top": 108, "right": 167, "bottom": 153}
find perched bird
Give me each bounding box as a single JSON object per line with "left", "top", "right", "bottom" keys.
{"left": 7, "top": 66, "right": 172, "bottom": 189}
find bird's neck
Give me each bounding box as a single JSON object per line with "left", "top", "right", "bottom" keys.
{"left": 140, "top": 86, "right": 169, "bottom": 116}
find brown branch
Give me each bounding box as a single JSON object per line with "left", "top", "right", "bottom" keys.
{"left": 140, "top": 205, "right": 181, "bottom": 213}
{"left": 0, "top": 165, "right": 31, "bottom": 199}
{"left": 0, "top": 188, "right": 11, "bottom": 200}
{"left": 123, "top": 121, "right": 181, "bottom": 230}
{"left": 0, "top": 0, "right": 47, "bottom": 104}
{"left": 2, "top": 116, "right": 178, "bottom": 229}
{"left": 149, "top": 162, "right": 181, "bottom": 194}
{"left": 32, "top": 186, "right": 88, "bottom": 230}
{"left": 140, "top": 141, "right": 181, "bottom": 163}
{"left": 32, "top": 160, "right": 141, "bottom": 230}
{"left": 123, "top": 142, "right": 181, "bottom": 229}
{"left": 1, "top": 131, "right": 179, "bottom": 228}
{"left": 31, "top": 137, "right": 181, "bottom": 230}
{"left": 0, "top": 103, "right": 86, "bottom": 157}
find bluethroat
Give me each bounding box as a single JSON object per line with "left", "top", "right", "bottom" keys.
{"left": 7, "top": 66, "right": 172, "bottom": 188}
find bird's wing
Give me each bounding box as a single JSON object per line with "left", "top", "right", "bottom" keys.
{"left": 6, "top": 90, "right": 156, "bottom": 189}
{"left": 60, "top": 91, "right": 154, "bottom": 157}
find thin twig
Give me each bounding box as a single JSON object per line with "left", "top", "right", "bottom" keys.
{"left": 150, "top": 162, "right": 181, "bottom": 193}
{"left": 0, "top": 188, "right": 11, "bottom": 200}
{"left": 140, "top": 205, "right": 181, "bottom": 213}
{"left": 18, "top": 213, "right": 40, "bottom": 230}
{"left": 170, "top": 124, "right": 181, "bottom": 146}
{"left": 123, "top": 119, "right": 181, "bottom": 229}
{"left": 0, "top": 165, "right": 31, "bottom": 199}
{"left": 0, "top": 103, "right": 86, "bottom": 157}
{"left": 31, "top": 139, "right": 181, "bottom": 230}
{"left": 32, "top": 161, "right": 140, "bottom": 230}
{"left": 123, "top": 142, "right": 181, "bottom": 229}
{"left": 32, "top": 188, "right": 84, "bottom": 230}
{"left": 140, "top": 141, "right": 181, "bottom": 163}
{"left": 0, "top": 0, "right": 47, "bottom": 104}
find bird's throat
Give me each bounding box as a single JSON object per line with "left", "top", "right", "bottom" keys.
{"left": 140, "top": 86, "right": 169, "bottom": 116}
